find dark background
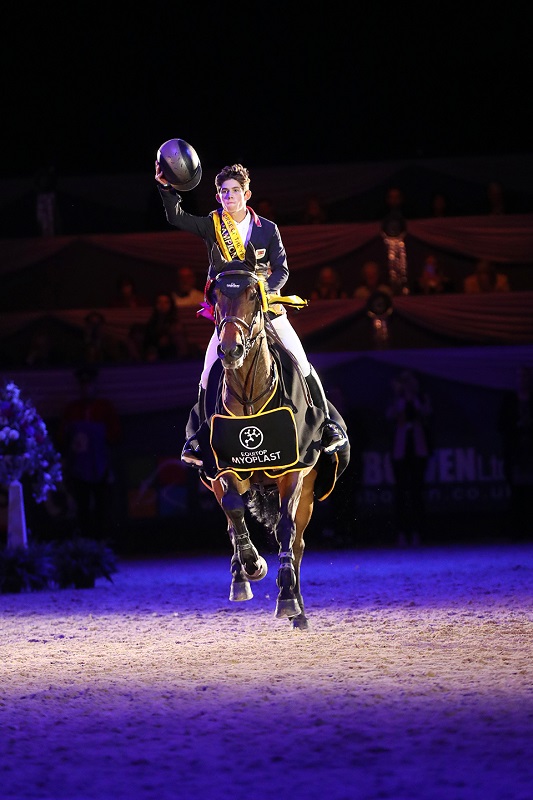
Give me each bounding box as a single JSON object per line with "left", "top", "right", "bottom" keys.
{"left": 2, "top": 3, "right": 532, "bottom": 180}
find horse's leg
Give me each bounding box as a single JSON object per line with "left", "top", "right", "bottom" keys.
{"left": 273, "top": 471, "right": 306, "bottom": 621}
{"left": 288, "top": 470, "right": 317, "bottom": 630}
{"left": 213, "top": 478, "right": 268, "bottom": 603}
{"left": 227, "top": 522, "right": 254, "bottom": 601}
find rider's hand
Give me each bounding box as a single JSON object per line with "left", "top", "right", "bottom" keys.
{"left": 155, "top": 160, "right": 172, "bottom": 189}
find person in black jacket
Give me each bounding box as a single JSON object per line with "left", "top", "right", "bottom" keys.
{"left": 155, "top": 159, "right": 347, "bottom": 467}
{"left": 498, "top": 365, "right": 533, "bottom": 540}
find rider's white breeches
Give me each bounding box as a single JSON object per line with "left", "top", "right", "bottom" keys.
{"left": 200, "top": 313, "right": 311, "bottom": 389}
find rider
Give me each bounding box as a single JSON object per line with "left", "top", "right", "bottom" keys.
{"left": 155, "top": 159, "right": 348, "bottom": 468}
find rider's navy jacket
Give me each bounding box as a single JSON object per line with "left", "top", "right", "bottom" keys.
{"left": 158, "top": 187, "right": 289, "bottom": 294}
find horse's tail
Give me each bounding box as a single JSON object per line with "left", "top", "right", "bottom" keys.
{"left": 247, "top": 486, "right": 280, "bottom": 531}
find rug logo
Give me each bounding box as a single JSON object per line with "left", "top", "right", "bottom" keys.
{"left": 239, "top": 425, "right": 264, "bottom": 449}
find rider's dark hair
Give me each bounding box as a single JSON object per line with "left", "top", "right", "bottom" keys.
{"left": 215, "top": 164, "right": 250, "bottom": 192}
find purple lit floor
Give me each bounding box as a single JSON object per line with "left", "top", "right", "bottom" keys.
{"left": 1, "top": 544, "right": 532, "bottom": 800}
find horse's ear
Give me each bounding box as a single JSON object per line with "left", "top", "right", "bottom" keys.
{"left": 210, "top": 243, "right": 227, "bottom": 274}
{"left": 244, "top": 241, "right": 257, "bottom": 270}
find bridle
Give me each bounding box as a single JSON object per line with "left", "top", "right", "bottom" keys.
{"left": 210, "top": 268, "right": 277, "bottom": 414}
{"left": 212, "top": 269, "right": 265, "bottom": 357}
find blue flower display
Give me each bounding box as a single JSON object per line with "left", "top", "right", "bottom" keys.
{"left": 0, "top": 382, "right": 62, "bottom": 503}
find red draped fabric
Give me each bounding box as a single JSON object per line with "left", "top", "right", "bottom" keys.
{"left": 1, "top": 214, "right": 533, "bottom": 278}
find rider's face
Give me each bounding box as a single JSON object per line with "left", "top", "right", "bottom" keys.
{"left": 216, "top": 179, "right": 250, "bottom": 217}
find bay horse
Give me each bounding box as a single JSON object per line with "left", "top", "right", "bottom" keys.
{"left": 196, "top": 242, "right": 349, "bottom": 630}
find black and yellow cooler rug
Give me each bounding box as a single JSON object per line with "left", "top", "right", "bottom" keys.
{"left": 195, "top": 347, "right": 349, "bottom": 499}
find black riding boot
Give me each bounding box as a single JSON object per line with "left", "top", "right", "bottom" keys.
{"left": 305, "top": 366, "right": 348, "bottom": 454}
{"left": 181, "top": 385, "right": 205, "bottom": 468}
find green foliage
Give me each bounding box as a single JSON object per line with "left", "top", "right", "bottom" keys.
{"left": 0, "top": 543, "right": 56, "bottom": 593}
{"left": 52, "top": 537, "right": 118, "bottom": 589}
{"left": 0, "top": 538, "right": 118, "bottom": 593}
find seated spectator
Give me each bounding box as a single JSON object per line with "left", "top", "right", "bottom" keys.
{"left": 143, "top": 292, "right": 190, "bottom": 360}
{"left": 172, "top": 266, "right": 204, "bottom": 308}
{"left": 463, "top": 259, "right": 510, "bottom": 293}
{"left": 380, "top": 185, "right": 413, "bottom": 230}
{"left": 301, "top": 194, "right": 328, "bottom": 225}
{"left": 429, "top": 192, "right": 452, "bottom": 218}
{"left": 25, "top": 325, "right": 61, "bottom": 367}
{"left": 353, "top": 260, "right": 392, "bottom": 299}
{"left": 125, "top": 322, "right": 147, "bottom": 362}
{"left": 82, "top": 311, "right": 124, "bottom": 363}
{"left": 109, "top": 276, "right": 150, "bottom": 308}
{"left": 255, "top": 197, "right": 278, "bottom": 222}
{"left": 310, "top": 266, "right": 348, "bottom": 300}
{"left": 415, "top": 254, "right": 455, "bottom": 295}
{"left": 486, "top": 181, "right": 506, "bottom": 215}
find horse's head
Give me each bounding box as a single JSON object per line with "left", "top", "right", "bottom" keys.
{"left": 207, "top": 242, "right": 266, "bottom": 370}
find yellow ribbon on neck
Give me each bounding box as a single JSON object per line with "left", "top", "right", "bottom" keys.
{"left": 212, "top": 210, "right": 246, "bottom": 261}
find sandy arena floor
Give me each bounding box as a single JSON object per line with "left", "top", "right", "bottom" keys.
{"left": 1, "top": 543, "right": 532, "bottom": 800}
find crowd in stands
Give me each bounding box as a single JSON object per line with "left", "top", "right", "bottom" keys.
{"left": 311, "top": 254, "right": 512, "bottom": 304}
{"left": 0, "top": 249, "right": 514, "bottom": 372}
{"left": 0, "top": 175, "right": 529, "bottom": 370}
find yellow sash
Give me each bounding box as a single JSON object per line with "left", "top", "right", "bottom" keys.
{"left": 212, "top": 213, "right": 308, "bottom": 315}
{"left": 212, "top": 210, "right": 246, "bottom": 260}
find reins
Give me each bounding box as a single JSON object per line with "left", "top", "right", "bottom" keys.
{"left": 213, "top": 269, "right": 277, "bottom": 415}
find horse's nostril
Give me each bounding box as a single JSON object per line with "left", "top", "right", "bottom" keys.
{"left": 219, "top": 343, "right": 244, "bottom": 362}
{"left": 228, "top": 345, "right": 244, "bottom": 361}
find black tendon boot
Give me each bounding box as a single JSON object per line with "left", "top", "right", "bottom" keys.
{"left": 181, "top": 385, "right": 205, "bottom": 468}
{"left": 305, "top": 367, "right": 348, "bottom": 454}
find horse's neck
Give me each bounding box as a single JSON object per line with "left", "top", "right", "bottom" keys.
{"left": 222, "top": 336, "right": 275, "bottom": 416}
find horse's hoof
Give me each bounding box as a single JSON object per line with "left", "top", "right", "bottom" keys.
{"left": 290, "top": 614, "right": 309, "bottom": 631}
{"left": 243, "top": 555, "right": 268, "bottom": 582}
{"left": 275, "top": 597, "right": 301, "bottom": 618}
{"left": 229, "top": 580, "right": 253, "bottom": 602}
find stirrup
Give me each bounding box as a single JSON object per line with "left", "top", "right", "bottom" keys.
{"left": 322, "top": 422, "right": 348, "bottom": 454}
{"left": 181, "top": 437, "right": 203, "bottom": 468}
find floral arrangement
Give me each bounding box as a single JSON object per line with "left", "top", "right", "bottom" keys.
{"left": 0, "top": 538, "right": 118, "bottom": 593}
{"left": 0, "top": 381, "right": 62, "bottom": 502}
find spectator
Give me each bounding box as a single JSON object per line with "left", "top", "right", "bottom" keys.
{"left": 82, "top": 311, "right": 124, "bottom": 363}
{"left": 497, "top": 365, "right": 533, "bottom": 541}
{"left": 380, "top": 187, "right": 409, "bottom": 295}
{"left": 463, "top": 259, "right": 510, "bottom": 293}
{"left": 24, "top": 325, "right": 61, "bottom": 367}
{"left": 386, "top": 370, "right": 432, "bottom": 546}
{"left": 353, "top": 260, "right": 392, "bottom": 299}
{"left": 430, "top": 192, "right": 451, "bottom": 218}
{"left": 125, "top": 322, "right": 147, "bottom": 362}
{"left": 172, "top": 266, "right": 204, "bottom": 308}
{"left": 109, "top": 276, "right": 150, "bottom": 308}
{"left": 381, "top": 186, "right": 410, "bottom": 230}
{"left": 57, "top": 366, "right": 122, "bottom": 541}
{"left": 35, "top": 164, "right": 61, "bottom": 237}
{"left": 310, "top": 266, "right": 348, "bottom": 300}
{"left": 414, "top": 254, "right": 455, "bottom": 295}
{"left": 486, "top": 181, "right": 506, "bottom": 215}
{"left": 255, "top": 198, "right": 278, "bottom": 222}
{"left": 301, "top": 194, "right": 328, "bottom": 225}
{"left": 143, "top": 292, "right": 190, "bottom": 360}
